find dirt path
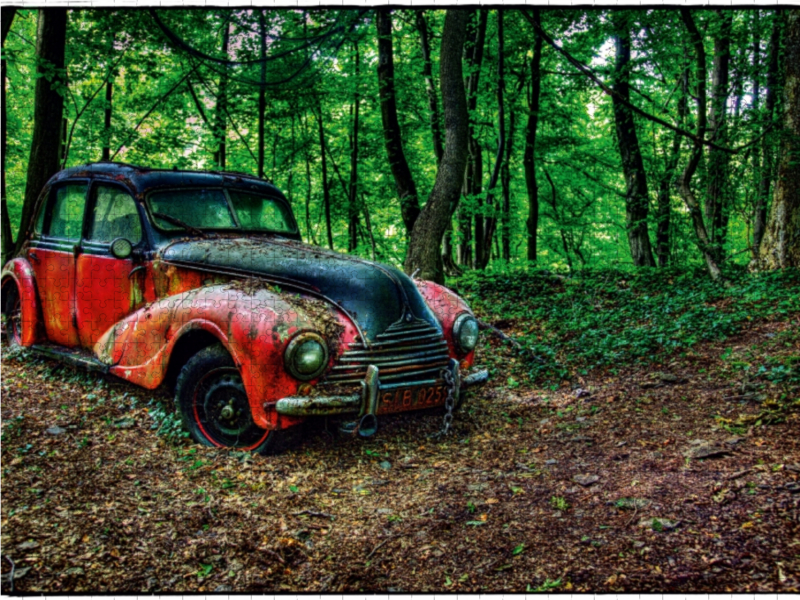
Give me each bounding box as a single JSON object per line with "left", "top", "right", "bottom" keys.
{"left": 1, "top": 318, "right": 799, "bottom": 593}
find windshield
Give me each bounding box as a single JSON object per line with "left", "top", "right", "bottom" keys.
{"left": 148, "top": 188, "right": 296, "bottom": 234}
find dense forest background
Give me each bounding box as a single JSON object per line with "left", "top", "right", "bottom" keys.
{"left": 2, "top": 8, "right": 798, "bottom": 280}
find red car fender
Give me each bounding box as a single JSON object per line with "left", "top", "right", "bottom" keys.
{"left": 97, "top": 283, "right": 351, "bottom": 430}
{"left": 414, "top": 279, "right": 476, "bottom": 368}
{"left": 1, "top": 258, "right": 43, "bottom": 346}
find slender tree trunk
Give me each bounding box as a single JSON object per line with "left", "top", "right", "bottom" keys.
{"left": 757, "top": 10, "right": 800, "bottom": 270}
{"left": 476, "top": 9, "right": 505, "bottom": 270}
{"left": 655, "top": 65, "right": 688, "bottom": 267}
{"left": 101, "top": 32, "right": 115, "bottom": 161}
{"left": 348, "top": 39, "right": 360, "bottom": 253}
{"left": 257, "top": 11, "right": 267, "bottom": 178}
{"left": 214, "top": 18, "right": 230, "bottom": 169}
{"left": 16, "top": 9, "right": 68, "bottom": 255}
{"left": 376, "top": 8, "right": 420, "bottom": 235}
{"left": 457, "top": 9, "right": 487, "bottom": 268}
{"left": 501, "top": 95, "right": 515, "bottom": 262}
{"left": 544, "top": 168, "right": 572, "bottom": 270}
{"left": 362, "top": 194, "right": 377, "bottom": 261}
{"left": 405, "top": 10, "right": 469, "bottom": 283}
{"left": 524, "top": 8, "right": 544, "bottom": 264}
{"left": 753, "top": 10, "right": 783, "bottom": 254}
{"left": 611, "top": 16, "right": 656, "bottom": 267}
{"left": 1, "top": 8, "right": 17, "bottom": 265}
{"left": 705, "top": 11, "right": 733, "bottom": 263}
{"left": 416, "top": 10, "right": 443, "bottom": 164}
{"left": 301, "top": 112, "right": 317, "bottom": 245}
{"left": 315, "top": 99, "right": 333, "bottom": 250}
{"left": 677, "top": 9, "right": 722, "bottom": 281}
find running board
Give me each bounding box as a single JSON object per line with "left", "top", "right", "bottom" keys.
{"left": 30, "top": 344, "right": 109, "bottom": 374}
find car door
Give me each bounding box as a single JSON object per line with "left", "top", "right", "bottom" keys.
{"left": 27, "top": 181, "right": 88, "bottom": 347}
{"left": 75, "top": 182, "right": 146, "bottom": 349}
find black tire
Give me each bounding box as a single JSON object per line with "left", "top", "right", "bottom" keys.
{"left": 2, "top": 282, "right": 23, "bottom": 347}
{"left": 175, "top": 344, "right": 298, "bottom": 455}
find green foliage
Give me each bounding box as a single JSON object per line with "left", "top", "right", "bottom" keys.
{"left": 458, "top": 266, "right": 800, "bottom": 382}
{"left": 147, "top": 399, "right": 189, "bottom": 444}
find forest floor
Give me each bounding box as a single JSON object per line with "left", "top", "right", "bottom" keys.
{"left": 1, "top": 268, "right": 799, "bottom": 593}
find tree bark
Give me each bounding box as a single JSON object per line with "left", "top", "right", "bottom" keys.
{"left": 348, "top": 39, "right": 360, "bottom": 253}
{"left": 1, "top": 7, "right": 17, "bottom": 265}
{"left": 457, "top": 9, "right": 487, "bottom": 268}
{"left": 611, "top": 16, "right": 656, "bottom": 267}
{"left": 753, "top": 10, "right": 782, "bottom": 254}
{"left": 475, "top": 9, "right": 505, "bottom": 270}
{"left": 16, "top": 9, "right": 68, "bottom": 255}
{"left": 214, "top": 17, "right": 230, "bottom": 169}
{"left": 501, "top": 90, "right": 516, "bottom": 262}
{"left": 524, "top": 9, "right": 544, "bottom": 264}
{"left": 257, "top": 11, "right": 267, "bottom": 178}
{"left": 655, "top": 65, "right": 688, "bottom": 267}
{"left": 705, "top": 11, "right": 733, "bottom": 263}
{"left": 677, "top": 9, "right": 722, "bottom": 281}
{"left": 544, "top": 168, "right": 572, "bottom": 270}
{"left": 376, "top": 8, "right": 420, "bottom": 236}
{"left": 315, "top": 98, "right": 333, "bottom": 250}
{"left": 756, "top": 10, "right": 800, "bottom": 270}
{"left": 101, "top": 32, "right": 115, "bottom": 161}
{"left": 404, "top": 10, "right": 469, "bottom": 283}
{"left": 415, "top": 10, "right": 444, "bottom": 165}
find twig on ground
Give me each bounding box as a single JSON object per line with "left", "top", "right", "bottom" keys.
{"left": 265, "top": 549, "right": 285, "bottom": 564}
{"left": 365, "top": 535, "right": 401, "bottom": 561}
{"left": 293, "top": 510, "right": 334, "bottom": 519}
{"left": 2, "top": 555, "right": 15, "bottom": 593}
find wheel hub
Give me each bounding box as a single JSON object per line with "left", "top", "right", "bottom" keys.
{"left": 203, "top": 374, "right": 252, "bottom": 439}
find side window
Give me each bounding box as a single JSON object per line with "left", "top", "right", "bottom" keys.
{"left": 48, "top": 184, "right": 88, "bottom": 240}
{"left": 89, "top": 185, "right": 142, "bottom": 244}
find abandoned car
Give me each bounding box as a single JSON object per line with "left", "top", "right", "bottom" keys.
{"left": 1, "top": 163, "right": 487, "bottom": 453}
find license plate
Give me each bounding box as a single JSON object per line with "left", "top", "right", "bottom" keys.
{"left": 377, "top": 384, "right": 448, "bottom": 415}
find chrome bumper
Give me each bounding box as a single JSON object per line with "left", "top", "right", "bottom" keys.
{"left": 275, "top": 363, "right": 488, "bottom": 418}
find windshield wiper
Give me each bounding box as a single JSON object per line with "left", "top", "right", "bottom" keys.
{"left": 152, "top": 212, "right": 209, "bottom": 238}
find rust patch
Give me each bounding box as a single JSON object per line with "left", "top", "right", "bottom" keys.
{"left": 227, "top": 277, "right": 281, "bottom": 296}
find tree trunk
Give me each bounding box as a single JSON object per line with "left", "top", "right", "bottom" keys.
{"left": 404, "top": 10, "right": 469, "bottom": 283}
{"left": 475, "top": 9, "right": 504, "bottom": 270}
{"left": 544, "top": 168, "right": 572, "bottom": 270}
{"left": 753, "top": 10, "right": 783, "bottom": 254}
{"left": 756, "top": 9, "right": 800, "bottom": 270}
{"left": 16, "top": 9, "right": 68, "bottom": 255}
{"left": 376, "top": 8, "right": 420, "bottom": 235}
{"left": 1, "top": 7, "right": 17, "bottom": 266}
{"left": 501, "top": 94, "right": 515, "bottom": 262}
{"left": 457, "top": 9, "right": 487, "bottom": 268}
{"left": 415, "top": 10, "right": 444, "bottom": 164}
{"left": 611, "top": 17, "right": 656, "bottom": 268}
{"left": 315, "top": 98, "right": 333, "bottom": 250}
{"left": 655, "top": 65, "right": 688, "bottom": 267}
{"left": 348, "top": 39, "right": 360, "bottom": 253}
{"left": 214, "top": 18, "right": 230, "bottom": 169}
{"left": 101, "top": 32, "right": 115, "bottom": 161}
{"left": 705, "top": 11, "right": 733, "bottom": 263}
{"left": 257, "top": 11, "right": 267, "bottom": 178}
{"left": 524, "top": 8, "right": 543, "bottom": 264}
{"left": 677, "top": 9, "right": 722, "bottom": 281}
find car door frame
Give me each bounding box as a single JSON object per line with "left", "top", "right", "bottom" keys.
{"left": 27, "top": 178, "right": 90, "bottom": 347}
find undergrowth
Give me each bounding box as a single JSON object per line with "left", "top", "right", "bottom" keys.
{"left": 456, "top": 265, "right": 800, "bottom": 383}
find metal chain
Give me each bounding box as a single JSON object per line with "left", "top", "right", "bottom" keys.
{"left": 431, "top": 367, "right": 456, "bottom": 438}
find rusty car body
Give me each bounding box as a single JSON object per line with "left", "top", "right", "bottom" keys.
{"left": 1, "top": 163, "right": 487, "bottom": 452}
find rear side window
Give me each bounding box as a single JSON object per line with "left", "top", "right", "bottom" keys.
{"left": 89, "top": 185, "right": 142, "bottom": 243}
{"left": 48, "top": 184, "right": 88, "bottom": 240}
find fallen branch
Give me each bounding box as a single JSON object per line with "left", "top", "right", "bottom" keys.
{"left": 365, "top": 534, "right": 401, "bottom": 562}
{"left": 2, "top": 555, "right": 15, "bottom": 593}
{"left": 293, "top": 510, "right": 334, "bottom": 519}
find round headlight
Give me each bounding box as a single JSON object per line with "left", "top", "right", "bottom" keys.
{"left": 453, "top": 313, "right": 480, "bottom": 354}
{"left": 285, "top": 332, "right": 328, "bottom": 380}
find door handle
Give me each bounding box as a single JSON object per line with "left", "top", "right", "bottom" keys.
{"left": 29, "top": 251, "right": 40, "bottom": 263}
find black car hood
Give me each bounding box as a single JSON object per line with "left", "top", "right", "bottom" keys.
{"left": 160, "top": 237, "right": 440, "bottom": 340}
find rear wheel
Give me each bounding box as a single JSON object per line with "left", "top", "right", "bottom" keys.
{"left": 176, "top": 344, "right": 297, "bottom": 454}
{"left": 2, "top": 282, "right": 23, "bottom": 347}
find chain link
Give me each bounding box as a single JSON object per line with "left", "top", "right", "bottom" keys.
{"left": 429, "top": 366, "right": 456, "bottom": 438}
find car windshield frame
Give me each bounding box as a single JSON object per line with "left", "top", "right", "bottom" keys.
{"left": 145, "top": 186, "right": 299, "bottom": 237}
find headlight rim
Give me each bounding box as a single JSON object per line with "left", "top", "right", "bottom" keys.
{"left": 284, "top": 331, "right": 329, "bottom": 381}
{"left": 453, "top": 312, "right": 480, "bottom": 355}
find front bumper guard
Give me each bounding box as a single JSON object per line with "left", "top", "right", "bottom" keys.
{"left": 274, "top": 363, "right": 489, "bottom": 424}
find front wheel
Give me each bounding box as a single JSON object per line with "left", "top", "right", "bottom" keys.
{"left": 175, "top": 344, "right": 295, "bottom": 454}
{"left": 2, "top": 282, "right": 23, "bottom": 347}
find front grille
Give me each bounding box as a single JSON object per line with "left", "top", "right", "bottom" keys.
{"left": 323, "top": 318, "right": 450, "bottom": 388}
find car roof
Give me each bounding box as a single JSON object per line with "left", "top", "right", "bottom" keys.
{"left": 51, "top": 162, "right": 285, "bottom": 198}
